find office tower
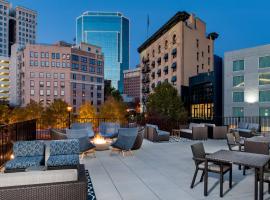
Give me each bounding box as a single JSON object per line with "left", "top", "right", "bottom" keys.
{"left": 0, "top": 0, "right": 37, "bottom": 102}
{"left": 76, "top": 12, "right": 129, "bottom": 92}
{"left": 11, "top": 42, "right": 104, "bottom": 111}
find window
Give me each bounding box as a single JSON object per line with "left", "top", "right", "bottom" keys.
{"left": 259, "top": 107, "right": 270, "bottom": 117}
{"left": 56, "top": 53, "right": 60, "bottom": 59}
{"left": 30, "top": 51, "right": 34, "bottom": 58}
{"left": 197, "top": 52, "right": 199, "bottom": 61}
{"left": 34, "top": 52, "right": 38, "bottom": 58}
{"left": 54, "top": 73, "right": 58, "bottom": 79}
{"left": 208, "top": 57, "right": 210, "bottom": 65}
{"left": 45, "top": 61, "right": 49, "bottom": 67}
{"left": 72, "top": 63, "right": 79, "bottom": 69}
{"left": 73, "top": 83, "right": 76, "bottom": 89}
{"left": 81, "top": 56, "right": 87, "bottom": 63}
{"left": 89, "top": 59, "right": 96, "bottom": 65}
{"left": 62, "top": 62, "right": 66, "bottom": 68}
{"left": 61, "top": 90, "right": 65, "bottom": 96}
{"left": 158, "top": 45, "right": 161, "bottom": 54}
{"left": 232, "top": 107, "right": 244, "bottom": 117}
{"left": 51, "top": 53, "right": 55, "bottom": 59}
{"left": 82, "top": 65, "right": 87, "bottom": 71}
{"left": 46, "top": 73, "right": 51, "bottom": 78}
{"left": 54, "top": 90, "right": 58, "bottom": 96}
{"left": 259, "top": 56, "right": 270, "bottom": 68}
{"left": 202, "top": 51, "right": 204, "bottom": 58}
{"left": 40, "top": 90, "right": 44, "bottom": 96}
{"left": 56, "top": 62, "right": 60, "bottom": 67}
{"left": 196, "top": 39, "right": 199, "bottom": 48}
{"left": 41, "top": 61, "right": 45, "bottom": 67}
{"left": 30, "top": 60, "right": 34, "bottom": 66}
{"left": 41, "top": 52, "right": 45, "bottom": 58}
{"left": 233, "top": 60, "right": 244, "bottom": 71}
{"left": 60, "top": 73, "right": 65, "bottom": 79}
{"left": 259, "top": 90, "right": 270, "bottom": 102}
{"left": 39, "top": 81, "right": 44, "bottom": 87}
{"left": 90, "top": 77, "right": 94, "bottom": 82}
{"left": 46, "top": 89, "right": 50, "bottom": 96}
{"left": 233, "top": 76, "right": 244, "bottom": 87}
{"left": 152, "top": 49, "right": 155, "bottom": 57}
{"left": 97, "top": 85, "right": 102, "bottom": 90}
{"left": 72, "top": 54, "right": 79, "bottom": 61}
{"left": 90, "top": 66, "right": 95, "bottom": 73}
{"left": 72, "top": 74, "right": 76, "bottom": 80}
{"left": 62, "top": 54, "right": 66, "bottom": 59}
{"left": 172, "top": 35, "right": 176, "bottom": 44}
{"left": 54, "top": 81, "right": 58, "bottom": 87}
{"left": 45, "top": 52, "right": 49, "bottom": 58}
{"left": 82, "top": 84, "right": 85, "bottom": 90}
{"left": 97, "top": 67, "right": 102, "bottom": 74}
{"left": 97, "top": 93, "right": 102, "bottom": 98}
{"left": 259, "top": 73, "right": 270, "bottom": 85}
{"left": 233, "top": 91, "right": 244, "bottom": 102}
{"left": 46, "top": 81, "right": 50, "bottom": 87}
{"left": 97, "top": 61, "right": 103, "bottom": 66}
{"left": 82, "top": 75, "right": 86, "bottom": 81}
{"left": 51, "top": 61, "right": 55, "bottom": 67}
{"left": 30, "top": 72, "right": 35, "bottom": 78}
{"left": 39, "top": 72, "right": 44, "bottom": 78}
{"left": 73, "top": 99, "right": 76, "bottom": 105}
{"left": 60, "top": 82, "right": 65, "bottom": 87}
{"left": 208, "top": 45, "right": 210, "bottom": 53}
{"left": 30, "top": 80, "right": 34, "bottom": 87}
{"left": 82, "top": 91, "right": 85, "bottom": 97}
{"left": 30, "top": 89, "right": 34, "bottom": 96}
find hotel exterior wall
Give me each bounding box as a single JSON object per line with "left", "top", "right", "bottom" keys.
{"left": 138, "top": 12, "right": 215, "bottom": 108}
{"left": 224, "top": 44, "right": 270, "bottom": 117}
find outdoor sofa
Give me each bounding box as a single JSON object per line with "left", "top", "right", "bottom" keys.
{"left": 145, "top": 124, "right": 170, "bottom": 142}
{"left": 180, "top": 123, "right": 208, "bottom": 140}
{"left": 232, "top": 122, "right": 260, "bottom": 138}
{"left": 70, "top": 122, "right": 95, "bottom": 138}
{"left": 0, "top": 165, "right": 87, "bottom": 200}
{"left": 204, "top": 123, "right": 228, "bottom": 139}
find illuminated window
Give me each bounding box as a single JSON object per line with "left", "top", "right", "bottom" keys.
{"left": 259, "top": 107, "right": 270, "bottom": 117}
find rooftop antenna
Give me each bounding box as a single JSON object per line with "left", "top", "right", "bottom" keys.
{"left": 147, "top": 14, "right": 150, "bottom": 39}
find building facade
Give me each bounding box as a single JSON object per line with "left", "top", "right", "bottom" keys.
{"left": 10, "top": 42, "right": 104, "bottom": 111}
{"left": 186, "top": 55, "right": 223, "bottom": 124}
{"left": 138, "top": 12, "right": 218, "bottom": 109}
{"left": 76, "top": 12, "right": 129, "bottom": 92}
{"left": 0, "top": 0, "right": 37, "bottom": 103}
{"left": 224, "top": 44, "right": 270, "bottom": 118}
{"left": 0, "top": 56, "right": 9, "bottom": 100}
{"left": 123, "top": 67, "right": 140, "bottom": 101}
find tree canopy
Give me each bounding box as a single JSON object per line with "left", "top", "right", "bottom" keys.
{"left": 146, "top": 82, "right": 187, "bottom": 121}
{"left": 78, "top": 101, "right": 96, "bottom": 119}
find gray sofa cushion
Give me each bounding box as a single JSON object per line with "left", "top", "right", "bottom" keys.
{"left": 248, "top": 123, "right": 259, "bottom": 131}
{"left": 238, "top": 129, "right": 252, "bottom": 133}
{"left": 158, "top": 130, "right": 170, "bottom": 136}
{"left": 239, "top": 122, "right": 248, "bottom": 129}
{"left": 0, "top": 169, "right": 78, "bottom": 187}
{"left": 180, "top": 129, "right": 192, "bottom": 134}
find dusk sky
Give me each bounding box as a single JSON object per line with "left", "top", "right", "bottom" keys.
{"left": 11, "top": 0, "right": 270, "bottom": 68}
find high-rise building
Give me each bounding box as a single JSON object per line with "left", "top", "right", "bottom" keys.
{"left": 224, "top": 44, "right": 270, "bottom": 119}
{"left": 76, "top": 12, "right": 129, "bottom": 92}
{"left": 138, "top": 11, "right": 218, "bottom": 111}
{"left": 123, "top": 67, "right": 141, "bottom": 101}
{"left": 10, "top": 42, "right": 104, "bottom": 111}
{"left": 0, "top": 0, "right": 37, "bottom": 102}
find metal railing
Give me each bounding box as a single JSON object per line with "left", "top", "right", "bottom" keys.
{"left": 0, "top": 119, "right": 36, "bottom": 167}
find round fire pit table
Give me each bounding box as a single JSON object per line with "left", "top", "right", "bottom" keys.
{"left": 95, "top": 142, "right": 110, "bottom": 151}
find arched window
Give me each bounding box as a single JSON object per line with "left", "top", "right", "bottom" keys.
{"left": 172, "top": 34, "right": 177, "bottom": 44}
{"left": 165, "top": 40, "right": 168, "bottom": 49}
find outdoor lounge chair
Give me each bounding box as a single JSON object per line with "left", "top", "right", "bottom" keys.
{"left": 47, "top": 139, "right": 80, "bottom": 169}
{"left": 70, "top": 122, "right": 95, "bottom": 138}
{"left": 66, "top": 129, "right": 96, "bottom": 159}
{"left": 226, "top": 133, "right": 243, "bottom": 151}
{"left": 132, "top": 127, "right": 144, "bottom": 150}
{"left": 190, "top": 143, "right": 232, "bottom": 197}
{"left": 145, "top": 124, "right": 170, "bottom": 142}
{"left": 111, "top": 128, "right": 138, "bottom": 156}
{"left": 5, "top": 141, "right": 45, "bottom": 173}
{"left": 99, "top": 122, "right": 120, "bottom": 138}
{"left": 180, "top": 123, "right": 208, "bottom": 140}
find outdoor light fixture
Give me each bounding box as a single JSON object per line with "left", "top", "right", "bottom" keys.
{"left": 10, "top": 154, "right": 14, "bottom": 160}
{"left": 67, "top": 106, "right": 72, "bottom": 128}
{"left": 67, "top": 106, "right": 72, "bottom": 112}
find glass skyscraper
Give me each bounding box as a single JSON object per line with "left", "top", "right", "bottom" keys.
{"left": 76, "top": 12, "right": 129, "bottom": 92}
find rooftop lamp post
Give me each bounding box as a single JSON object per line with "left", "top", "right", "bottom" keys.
{"left": 67, "top": 106, "right": 72, "bottom": 129}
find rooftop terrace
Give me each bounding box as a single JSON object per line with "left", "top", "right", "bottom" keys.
{"left": 83, "top": 139, "right": 266, "bottom": 200}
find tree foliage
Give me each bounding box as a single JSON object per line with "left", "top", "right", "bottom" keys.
{"left": 78, "top": 101, "right": 96, "bottom": 119}
{"left": 98, "top": 96, "right": 127, "bottom": 124}
{"left": 146, "top": 82, "right": 187, "bottom": 121}
{"left": 0, "top": 104, "right": 9, "bottom": 124}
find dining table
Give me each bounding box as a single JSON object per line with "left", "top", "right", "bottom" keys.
{"left": 204, "top": 150, "right": 270, "bottom": 200}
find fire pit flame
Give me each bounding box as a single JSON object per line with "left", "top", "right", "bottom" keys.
{"left": 93, "top": 134, "right": 106, "bottom": 145}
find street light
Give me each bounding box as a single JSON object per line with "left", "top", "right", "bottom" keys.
{"left": 67, "top": 106, "right": 72, "bottom": 129}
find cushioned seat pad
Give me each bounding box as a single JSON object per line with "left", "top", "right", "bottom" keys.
{"left": 5, "top": 156, "right": 44, "bottom": 170}
{"left": 47, "top": 155, "right": 79, "bottom": 167}
{"left": 198, "top": 162, "right": 231, "bottom": 172}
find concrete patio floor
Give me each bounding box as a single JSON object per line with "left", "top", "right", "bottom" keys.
{"left": 82, "top": 139, "right": 270, "bottom": 200}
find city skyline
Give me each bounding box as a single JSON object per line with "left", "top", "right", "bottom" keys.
{"left": 8, "top": 0, "right": 270, "bottom": 69}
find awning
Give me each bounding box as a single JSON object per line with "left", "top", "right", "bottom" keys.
{"left": 171, "top": 62, "right": 177, "bottom": 69}
{"left": 171, "top": 48, "right": 177, "bottom": 55}
{"left": 171, "top": 76, "right": 177, "bottom": 82}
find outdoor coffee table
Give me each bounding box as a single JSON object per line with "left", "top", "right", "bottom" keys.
{"left": 205, "top": 150, "right": 270, "bottom": 200}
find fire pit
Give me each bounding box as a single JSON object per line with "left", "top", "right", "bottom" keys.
{"left": 92, "top": 134, "right": 110, "bottom": 151}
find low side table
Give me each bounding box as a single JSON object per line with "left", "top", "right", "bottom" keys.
{"left": 171, "top": 129, "right": 181, "bottom": 137}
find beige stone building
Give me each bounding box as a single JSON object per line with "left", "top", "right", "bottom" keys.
{"left": 138, "top": 11, "right": 218, "bottom": 107}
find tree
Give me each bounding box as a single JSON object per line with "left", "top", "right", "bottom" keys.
{"left": 146, "top": 82, "right": 187, "bottom": 121}
{"left": 98, "top": 96, "right": 127, "bottom": 124}
{"left": 0, "top": 104, "right": 9, "bottom": 124}
{"left": 78, "top": 101, "right": 96, "bottom": 119}
{"left": 104, "top": 83, "right": 123, "bottom": 101}
{"left": 25, "top": 100, "right": 44, "bottom": 120}
{"left": 43, "top": 99, "right": 69, "bottom": 128}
